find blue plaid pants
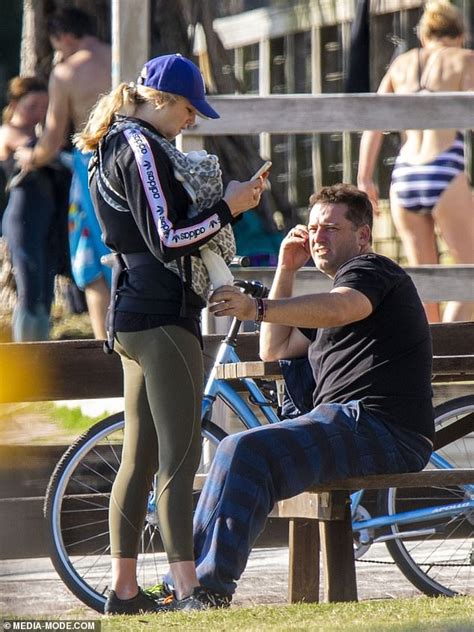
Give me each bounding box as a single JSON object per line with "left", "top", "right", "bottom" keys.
{"left": 193, "top": 401, "right": 432, "bottom": 596}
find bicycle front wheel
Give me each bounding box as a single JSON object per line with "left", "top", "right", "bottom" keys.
{"left": 381, "top": 395, "right": 474, "bottom": 596}
{"left": 44, "top": 412, "right": 226, "bottom": 613}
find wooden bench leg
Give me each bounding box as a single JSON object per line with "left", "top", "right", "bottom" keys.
{"left": 319, "top": 491, "right": 358, "bottom": 602}
{"left": 288, "top": 518, "right": 320, "bottom": 603}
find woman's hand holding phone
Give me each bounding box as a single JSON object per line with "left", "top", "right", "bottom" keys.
{"left": 251, "top": 160, "right": 272, "bottom": 181}
{"left": 223, "top": 161, "right": 272, "bottom": 217}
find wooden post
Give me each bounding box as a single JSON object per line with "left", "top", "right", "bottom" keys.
{"left": 111, "top": 0, "right": 150, "bottom": 87}
{"left": 288, "top": 518, "right": 320, "bottom": 603}
{"left": 176, "top": 134, "right": 205, "bottom": 153}
{"left": 319, "top": 491, "right": 358, "bottom": 602}
{"left": 20, "top": 0, "right": 36, "bottom": 76}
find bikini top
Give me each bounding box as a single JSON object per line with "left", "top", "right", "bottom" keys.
{"left": 415, "top": 47, "right": 446, "bottom": 93}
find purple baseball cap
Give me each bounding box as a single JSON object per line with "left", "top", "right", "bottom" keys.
{"left": 137, "top": 53, "right": 219, "bottom": 119}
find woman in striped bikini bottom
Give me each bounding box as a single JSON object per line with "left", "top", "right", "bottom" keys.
{"left": 389, "top": 131, "right": 473, "bottom": 323}
{"left": 391, "top": 133, "right": 465, "bottom": 213}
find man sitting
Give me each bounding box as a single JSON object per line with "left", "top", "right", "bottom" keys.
{"left": 158, "top": 183, "right": 435, "bottom": 607}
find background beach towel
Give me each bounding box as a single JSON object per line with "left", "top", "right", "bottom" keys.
{"left": 68, "top": 149, "right": 111, "bottom": 289}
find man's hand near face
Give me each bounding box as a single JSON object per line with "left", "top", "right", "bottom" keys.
{"left": 278, "top": 224, "right": 311, "bottom": 272}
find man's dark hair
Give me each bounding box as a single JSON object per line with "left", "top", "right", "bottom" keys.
{"left": 47, "top": 8, "right": 96, "bottom": 39}
{"left": 309, "top": 183, "right": 373, "bottom": 233}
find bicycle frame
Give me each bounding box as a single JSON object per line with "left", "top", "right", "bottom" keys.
{"left": 201, "top": 313, "right": 280, "bottom": 428}
{"left": 351, "top": 489, "right": 473, "bottom": 546}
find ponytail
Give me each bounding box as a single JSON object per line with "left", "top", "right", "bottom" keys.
{"left": 74, "top": 83, "right": 138, "bottom": 152}
{"left": 74, "top": 83, "right": 179, "bottom": 152}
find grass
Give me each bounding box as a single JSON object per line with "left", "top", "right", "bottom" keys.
{"left": 48, "top": 403, "right": 108, "bottom": 432}
{"left": 0, "top": 400, "right": 112, "bottom": 444}
{"left": 0, "top": 310, "right": 94, "bottom": 343}
{"left": 101, "top": 597, "right": 474, "bottom": 631}
{"left": 11, "top": 597, "right": 472, "bottom": 631}
{"left": 0, "top": 269, "right": 94, "bottom": 342}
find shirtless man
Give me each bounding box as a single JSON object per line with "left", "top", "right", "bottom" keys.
{"left": 357, "top": 0, "right": 474, "bottom": 323}
{"left": 16, "top": 8, "right": 112, "bottom": 339}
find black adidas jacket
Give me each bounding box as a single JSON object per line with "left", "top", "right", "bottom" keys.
{"left": 89, "top": 115, "right": 233, "bottom": 316}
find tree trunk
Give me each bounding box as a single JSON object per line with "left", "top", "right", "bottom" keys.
{"left": 26, "top": 0, "right": 110, "bottom": 81}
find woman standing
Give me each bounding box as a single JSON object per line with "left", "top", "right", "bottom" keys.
{"left": 0, "top": 76, "right": 65, "bottom": 341}
{"left": 358, "top": 0, "right": 473, "bottom": 322}
{"left": 76, "top": 53, "right": 265, "bottom": 614}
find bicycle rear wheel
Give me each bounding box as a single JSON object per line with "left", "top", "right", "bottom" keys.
{"left": 381, "top": 395, "right": 474, "bottom": 596}
{"left": 44, "top": 412, "right": 226, "bottom": 613}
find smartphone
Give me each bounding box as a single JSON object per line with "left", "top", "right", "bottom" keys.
{"left": 251, "top": 160, "right": 272, "bottom": 180}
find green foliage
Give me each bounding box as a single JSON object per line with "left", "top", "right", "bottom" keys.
{"left": 49, "top": 404, "right": 107, "bottom": 432}
{"left": 0, "top": 401, "right": 111, "bottom": 444}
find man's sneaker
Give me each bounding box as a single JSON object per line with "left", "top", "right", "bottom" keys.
{"left": 144, "top": 581, "right": 175, "bottom": 601}
{"left": 104, "top": 587, "right": 161, "bottom": 615}
{"left": 159, "top": 586, "right": 231, "bottom": 611}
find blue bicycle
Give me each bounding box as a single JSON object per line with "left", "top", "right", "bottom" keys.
{"left": 44, "top": 280, "right": 474, "bottom": 612}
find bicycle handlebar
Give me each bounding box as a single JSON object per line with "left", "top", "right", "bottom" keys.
{"left": 233, "top": 279, "right": 269, "bottom": 299}
{"left": 230, "top": 255, "right": 251, "bottom": 267}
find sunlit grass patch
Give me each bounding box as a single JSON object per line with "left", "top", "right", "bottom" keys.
{"left": 98, "top": 596, "right": 474, "bottom": 632}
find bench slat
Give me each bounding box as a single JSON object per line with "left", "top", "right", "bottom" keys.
{"left": 217, "top": 355, "right": 474, "bottom": 383}
{"left": 304, "top": 468, "right": 473, "bottom": 492}
{"left": 214, "top": 355, "right": 474, "bottom": 383}
{"left": 0, "top": 323, "right": 472, "bottom": 403}
{"left": 269, "top": 469, "right": 473, "bottom": 519}
{"left": 196, "top": 468, "right": 474, "bottom": 501}
{"left": 0, "top": 333, "right": 258, "bottom": 403}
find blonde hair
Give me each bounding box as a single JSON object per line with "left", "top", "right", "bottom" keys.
{"left": 74, "top": 83, "right": 178, "bottom": 152}
{"left": 2, "top": 76, "right": 47, "bottom": 124}
{"left": 418, "top": 0, "right": 465, "bottom": 41}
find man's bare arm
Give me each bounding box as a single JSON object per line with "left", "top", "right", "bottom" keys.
{"left": 33, "top": 66, "right": 71, "bottom": 165}
{"left": 259, "top": 265, "right": 310, "bottom": 361}
{"left": 257, "top": 223, "right": 313, "bottom": 359}
{"left": 209, "top": 285, "right": 373, "bottom": 361}
{"left": 259, "top": 286, "right": 372, "bottom": 360}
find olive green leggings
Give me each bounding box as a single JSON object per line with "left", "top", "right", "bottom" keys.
{"left": 110, "top": 325, "right": 203, "bottom": 562}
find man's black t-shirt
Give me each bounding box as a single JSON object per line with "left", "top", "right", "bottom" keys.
{"left": 307, "top": 254, "right": 434, "bottom": 440}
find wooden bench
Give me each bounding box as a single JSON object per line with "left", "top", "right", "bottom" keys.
{"left": 269, "top": 469, "right": 474, "bottom": 603}
{"left": 194, "top": 464, "right": 474, "bottom": 602}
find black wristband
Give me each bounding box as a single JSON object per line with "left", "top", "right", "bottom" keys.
{"left": 254, "top": 297, "right": 267, "bottom": 323}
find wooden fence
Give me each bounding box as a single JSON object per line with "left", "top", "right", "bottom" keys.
{"left": 1, "top": 90, "right": 473, "bottom": 560}
{"left": 179, "top": 92, "right": 474, "bottom": 150}
{"left": 0, "top": 320, "right": 473, "bottom": 559}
